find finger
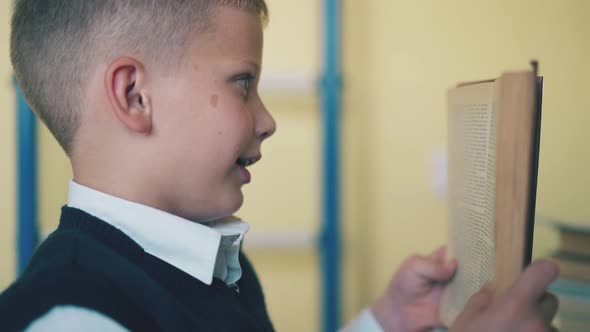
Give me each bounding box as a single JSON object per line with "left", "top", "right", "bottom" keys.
{"left": 510, "top": 260, "right": 559, "bottom": 303}
{"left": 408, "top": 255, "right": 456, "bottom": 282}
{"left": 454, "top": 284, "right": 492, "bottom": 321}
{"left": 445, "top": 259, "right": 458, "bottom": 279}
{"left": 430, "top": 246, "right": 458, "bottom": 280}
{"left": 538, "top": 292, "right": 559, "bottom": 323}
{"left": 430, "top": 246, "right": 447, "bottom": 262}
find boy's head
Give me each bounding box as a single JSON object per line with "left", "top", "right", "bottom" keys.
{"left": 10, "top": 1, "right": 276, "bottom": 222}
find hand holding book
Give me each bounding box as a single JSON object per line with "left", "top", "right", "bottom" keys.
{"left": 369, "top": 251, "right": 558, "bottom": 332}
{"left": 369, "top": 64, "right": 558, "bottom": 331}
{"left": 371, "top": 246, "right": 458, "bottom": 331}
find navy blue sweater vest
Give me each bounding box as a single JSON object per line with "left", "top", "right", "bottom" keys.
{"left": 0, "top": 207, "right": 275, "bottom": 332}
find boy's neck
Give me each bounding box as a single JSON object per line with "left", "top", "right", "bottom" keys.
{"left": 71, "top": 158, "right": 171, "bottom": 217}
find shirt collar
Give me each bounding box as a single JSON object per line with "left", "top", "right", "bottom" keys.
{"left": 67, "top": 180, "right": 249, "bottom": 286}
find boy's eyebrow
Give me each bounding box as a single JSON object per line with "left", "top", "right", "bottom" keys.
{"left": 242, "top": 61, "right": 261, "bottom": 73}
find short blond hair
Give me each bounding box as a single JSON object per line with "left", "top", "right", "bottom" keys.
{"left": 10, "top": 0, "right": 268, "bottom": 155}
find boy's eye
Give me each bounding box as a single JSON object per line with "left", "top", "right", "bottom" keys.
{"left": 235, "top": 74, "right": 255, "bottom": 97}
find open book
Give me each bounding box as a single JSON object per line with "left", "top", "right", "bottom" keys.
{"left": 441, "top": 64, "right": 543, "bottom": 325}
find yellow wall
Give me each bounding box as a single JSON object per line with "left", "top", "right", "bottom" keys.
{"left": 0, "top": 0, "right": 16, "bottom": 289}
{"left": 1, "top": 0, "right": 589, "bottom": 331}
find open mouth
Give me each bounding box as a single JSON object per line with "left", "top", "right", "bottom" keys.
{"left": 236, "top": 155, "right": 261, "bottom": 167}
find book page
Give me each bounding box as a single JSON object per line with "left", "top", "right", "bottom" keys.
{"left": 442, "top": 82, "right": 496, "bottom": 324}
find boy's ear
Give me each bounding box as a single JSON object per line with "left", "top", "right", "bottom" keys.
{"left": 105, "top": 57, "right": 152, "bottom": 134}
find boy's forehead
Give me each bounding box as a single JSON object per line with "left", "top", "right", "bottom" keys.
{"left": 188, "top": 7, "right": 263, "bottom": 64}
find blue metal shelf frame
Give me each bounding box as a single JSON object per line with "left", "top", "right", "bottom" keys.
{"left": 320, "top": 0, "right": 343, "bottom": 331}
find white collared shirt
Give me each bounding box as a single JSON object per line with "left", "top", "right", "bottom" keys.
{"left": 67, "top": 180, "right": 249, "bottom": 286}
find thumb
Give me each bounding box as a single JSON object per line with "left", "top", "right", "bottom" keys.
{"left": 454, "top": 284, "right": 492, "bottom": 323}
{"left": 510, "top": 260, "right": 559, "bottom": 304}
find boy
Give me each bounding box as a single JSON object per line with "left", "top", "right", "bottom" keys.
{"left": 2, "top": 0, "right": 558, "bottom": 331}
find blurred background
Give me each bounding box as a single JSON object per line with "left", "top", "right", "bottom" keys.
{"left": 1, "top": 0, "right": 590, "bottom": 331}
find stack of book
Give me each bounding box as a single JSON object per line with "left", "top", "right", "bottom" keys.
{"left": 546, "top": 219, "right": 590, "bottom": 331}
{"left": 551, "top": 222, "right": 590, "bottom": 282}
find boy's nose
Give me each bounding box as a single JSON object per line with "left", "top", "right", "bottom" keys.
{"left": 256, "top": 104, "right": 276, "bottom": 140}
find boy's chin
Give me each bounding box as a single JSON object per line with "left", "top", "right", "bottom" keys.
{"left": 194, "top": 193, "right": 244, "bottom": 223}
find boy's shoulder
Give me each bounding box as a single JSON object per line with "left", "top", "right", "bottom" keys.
{"left": 0, "top": 227, "right": 157, "bottom": 331}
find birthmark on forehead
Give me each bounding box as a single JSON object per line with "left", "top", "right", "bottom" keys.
{"left": 210, "top": 94, "right": 219, "bottom": 108}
